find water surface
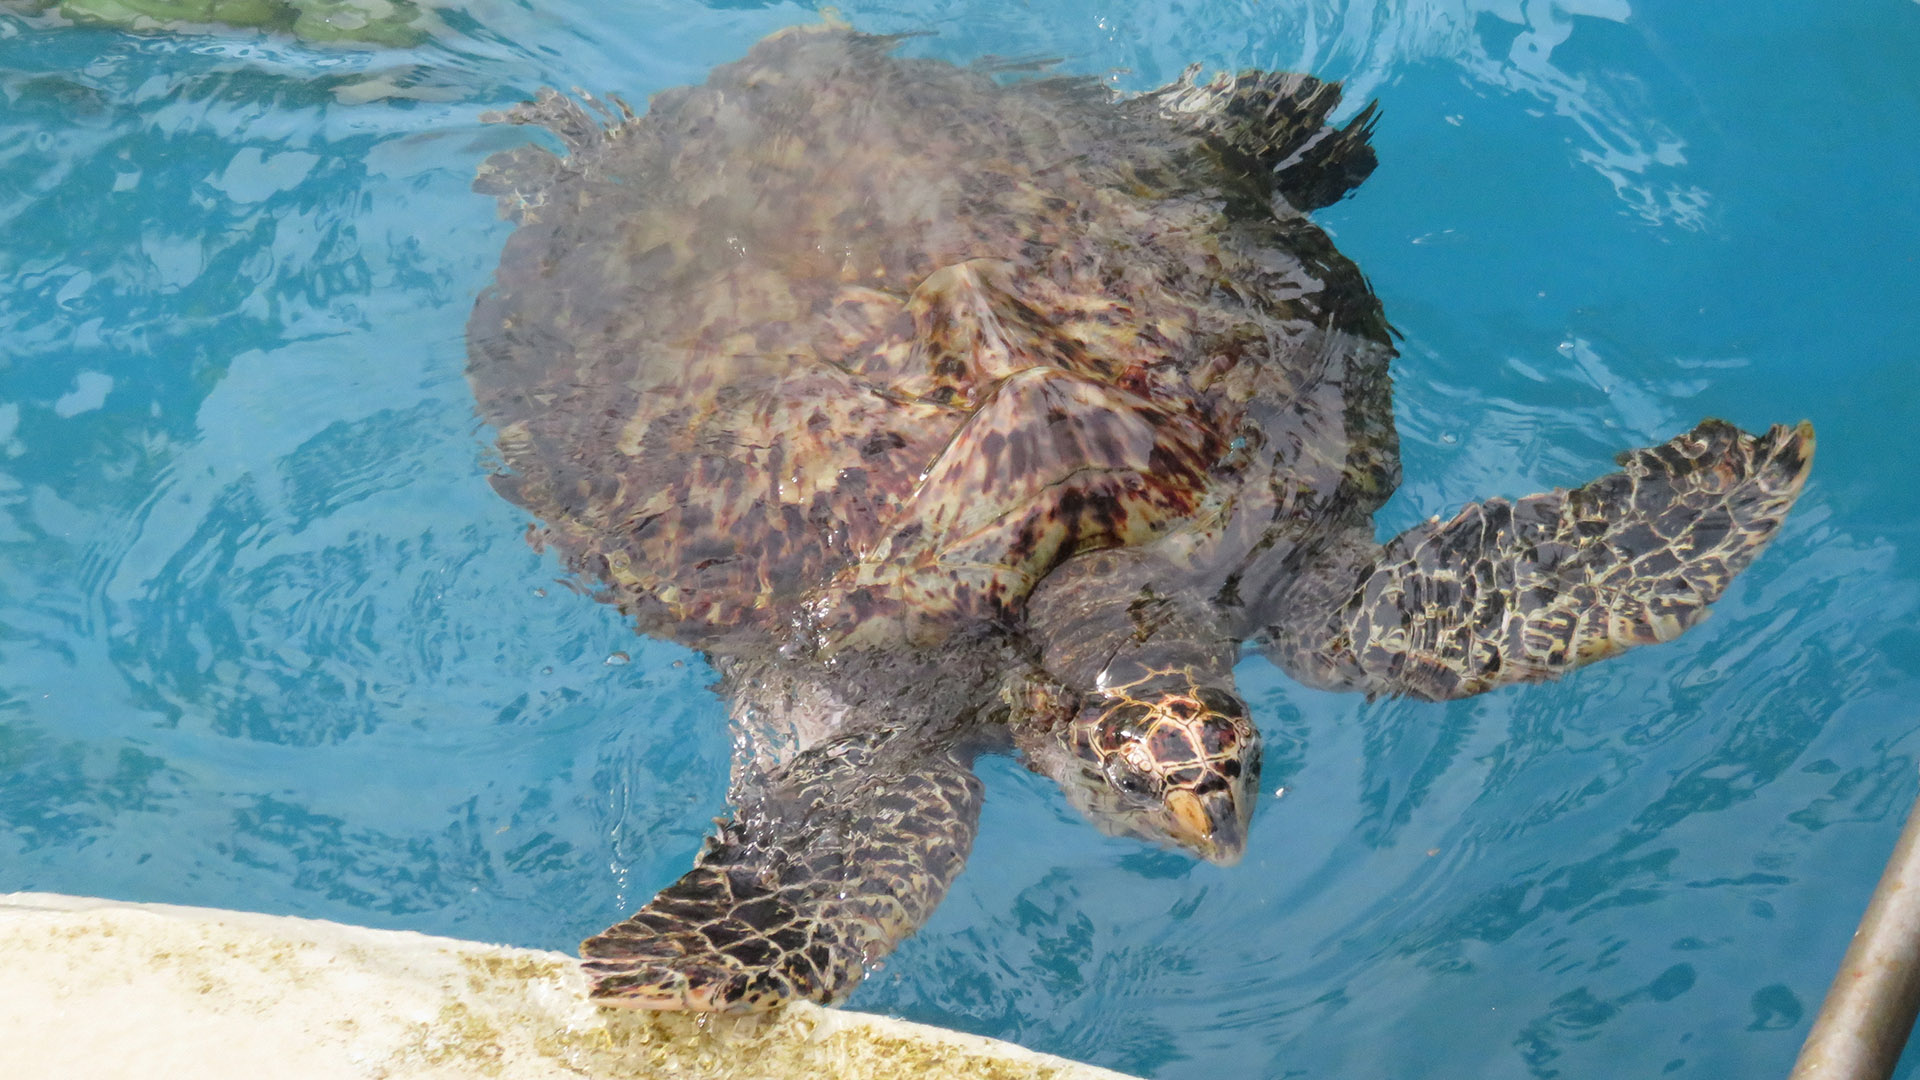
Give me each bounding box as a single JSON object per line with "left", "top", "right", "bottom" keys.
{"left": 3, "top": 2, "right": 1918, "bottom": 1077}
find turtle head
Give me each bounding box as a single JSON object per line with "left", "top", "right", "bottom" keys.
{"left": 1033, "top": 669, "right": 1261, "bottom": 866}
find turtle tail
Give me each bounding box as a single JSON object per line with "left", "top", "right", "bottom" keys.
{"left": 581, "top": 729, "right": 981, "bottom": 1011}
{"left": 1139, "top": 67, "right": 1380, "bottom": 211}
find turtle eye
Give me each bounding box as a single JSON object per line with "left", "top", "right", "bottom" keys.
{"left": 1103, "top": 757, "right": 1158, "bottom": 802}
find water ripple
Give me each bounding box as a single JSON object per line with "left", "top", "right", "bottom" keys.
{"left": 1, "top": 6, "right": 1916, "bottom": 1080}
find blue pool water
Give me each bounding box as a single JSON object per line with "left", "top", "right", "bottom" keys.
{"left": 3, "top": 1, "right": 1918, "bottom": 1076}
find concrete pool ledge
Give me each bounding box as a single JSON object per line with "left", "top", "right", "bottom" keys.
{"left": 0, "top": 892, "right": 1137, "bottom": 1080}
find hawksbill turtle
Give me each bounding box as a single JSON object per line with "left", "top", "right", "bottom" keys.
{"left": 465, "top": 25, "right": 1813, "bottom": 1012}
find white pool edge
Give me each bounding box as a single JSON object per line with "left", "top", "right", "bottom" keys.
{"left": 0, "top": 892, "right": 1139, "bottom": 1079}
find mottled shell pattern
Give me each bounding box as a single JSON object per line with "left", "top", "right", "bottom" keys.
{"left": 465, "top": 26, "right": 1393, "bottom": 655}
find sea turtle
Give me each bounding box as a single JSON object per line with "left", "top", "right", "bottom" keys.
{"left": 465, "top": 24, "right": 1813, "bottom": 1012}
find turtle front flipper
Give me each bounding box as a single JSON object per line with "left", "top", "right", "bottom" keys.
{"left": 582, "top": 728, "right": 981, "bottom": 1011}
{"left": 1263, "top": 420, "right": 1814, "bottom": 701}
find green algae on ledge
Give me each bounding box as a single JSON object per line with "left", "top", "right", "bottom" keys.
{"left": 1, "top": 0, "right": 434, "bottom": 48}
{"left": 0, "top": 893, "right": 1140, "bottom": 1079}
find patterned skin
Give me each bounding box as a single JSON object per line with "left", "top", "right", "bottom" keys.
{"left": 467, "top": 25, "right": 1814, "bottom": 1011}
{"left": 1035, "top": 666, "right": 1261, "bottom": 865}
{"left": 584, "top": 723, "right": 985, "bottom": 1011}
{"left": 1264, "top": 419, "right": 1816, "bottom": 701}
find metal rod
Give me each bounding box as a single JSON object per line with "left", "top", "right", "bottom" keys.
{"left": 1789, "top": 785, "right": 1920, "bottom": 1080}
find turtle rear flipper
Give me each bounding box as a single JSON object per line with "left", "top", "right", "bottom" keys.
{"left": 582, "top": 729, "right": 981, "bottom": 1011}
{"left": 1264, "top": 420, "right": 1815, "bottom": 701}
{"left": 1138, "top": 68, "right": 1380, "bottom": 211}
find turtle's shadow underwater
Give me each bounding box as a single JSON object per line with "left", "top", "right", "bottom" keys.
{"left": 465, "top": 24, "right": 1812, "bottom": 1013}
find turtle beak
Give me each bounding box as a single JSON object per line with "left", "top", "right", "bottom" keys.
{"left": 1163, "top": 787, "right": 1248, "bottom": 866}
